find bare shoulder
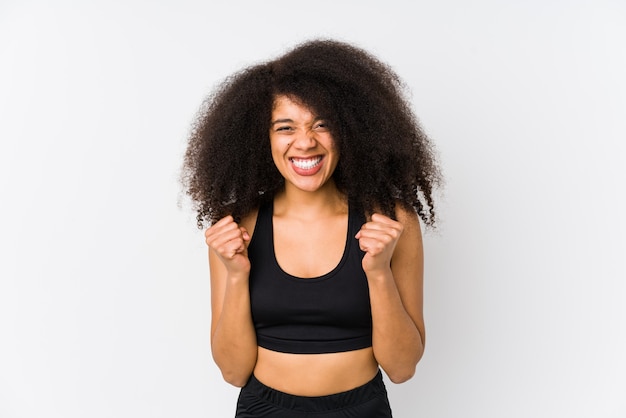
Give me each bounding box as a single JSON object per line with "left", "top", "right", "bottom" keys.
{"left": 394, "top": 204, "right": 422, "bottom": 242}
{"left": 390, "top": 204, "right": 423, "bottom": 280}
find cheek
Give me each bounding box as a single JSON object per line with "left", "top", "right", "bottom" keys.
{"left": 327, "top": 136, "right": 339, "bottom": 157}
{"left": 269, "top": 137, "right": 287, "bottom": 166}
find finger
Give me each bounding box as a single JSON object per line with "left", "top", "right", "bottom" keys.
{"left": 206, "top": 225, "right": 246, "bottom": 249}
{"left": 357, "top": 236, "right": 386, "bottom": 256}
{"left": 358, "top": 229, "right": 393, "bottom": 243}
{"left": 356, "top": 226, "right": 400, "bottom": 243}
{"left": 355, "top": 221, "right": 388, "bottom": 239}
{"left": 215, "top": 236, "right": 247, "bottom": 259}
{"left": 369, "top": 213, "right": 403, "bottom": 230}
{"left": 356, "top": 227, "right": 399, "bottom": 257}
{"left": 208, "top": 229, "right": 244, "bottom": 249}
{"left": 211, "top": 215, "right": 235, "bottom": 228}
{"left": 205, "top": 217, "right": 240, "bottom": 241}
{"left": 370, "top": 212, "right": 394, "bottom": 223}
{"left": 205, "top": 216, "right": 235, "bottom": 239}
{"left": 358, "top": 222, "right": 390, "bottom": 235}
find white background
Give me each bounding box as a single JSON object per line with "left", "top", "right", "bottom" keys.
{"left": 1, "top": 0, "right": 625, "bottom": 417}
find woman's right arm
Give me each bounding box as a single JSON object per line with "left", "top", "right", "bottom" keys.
{"left": 206, "top": 215, "right": 258, "bottom": 387}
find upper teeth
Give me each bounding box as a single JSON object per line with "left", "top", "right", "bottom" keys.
{"left": 291, "top": 157, "right": 322, "bottom": 169}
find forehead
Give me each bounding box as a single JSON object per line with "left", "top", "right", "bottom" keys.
{"left": 272, "top": 95, "right": 317, "bottom": 118}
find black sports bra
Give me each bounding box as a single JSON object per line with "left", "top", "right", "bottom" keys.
{"left": 247, "top": 201, "right": 373, "bottom": 354}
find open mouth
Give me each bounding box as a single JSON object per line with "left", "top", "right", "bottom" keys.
{"left": 289, "top": 156, "right": 323, "bottom": 170}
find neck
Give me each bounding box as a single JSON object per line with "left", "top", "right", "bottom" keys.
{"left": 274, "top": 181, "right": 347, "bottom": 219}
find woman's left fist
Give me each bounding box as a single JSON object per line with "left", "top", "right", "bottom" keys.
{"left": 355, "top": 213, "right": 403, "bottom": 275}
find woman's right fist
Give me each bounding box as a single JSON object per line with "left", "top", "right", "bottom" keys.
{"left": 205, "top": 216, "right": 251, "bottom": 274}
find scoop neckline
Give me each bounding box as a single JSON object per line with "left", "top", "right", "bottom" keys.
{"left": 269, "top": 202, "right": 352, "bottom": 283}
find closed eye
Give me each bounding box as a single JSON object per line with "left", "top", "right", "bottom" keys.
{"left": 313, "top": 121, "right": 329, "bottom": 131}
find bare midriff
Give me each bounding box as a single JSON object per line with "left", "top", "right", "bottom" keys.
{"left": 252, "top": 346, "right": 379, "bottom": 396}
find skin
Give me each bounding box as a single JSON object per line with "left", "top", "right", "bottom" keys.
{"left": 205, "top": 95, "right": 425, "bottom": 395}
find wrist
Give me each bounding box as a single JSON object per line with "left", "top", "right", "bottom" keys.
{"left": 364, "top": 267, "right": 393, "bottom": 283}
{"left": 227, "top": 270, "right": 250, "bottom": 284}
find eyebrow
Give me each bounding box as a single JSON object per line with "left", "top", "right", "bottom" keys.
{"left": 271, "top": 118, "right": 294, "bottom": 125}
{"left": 271, "top": 117, "right": 324, "bottom": 126}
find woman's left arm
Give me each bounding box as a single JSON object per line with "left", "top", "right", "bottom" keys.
{"left": 355, "top": 206, "right": 425, "bottom": 383}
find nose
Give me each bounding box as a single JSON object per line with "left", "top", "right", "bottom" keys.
{"left": 292, "top": 128, "right": 317, "bottom": 150}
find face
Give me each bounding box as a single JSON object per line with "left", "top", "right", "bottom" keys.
{"left": 269, "top": 95, "right": 339, "bottom": 194}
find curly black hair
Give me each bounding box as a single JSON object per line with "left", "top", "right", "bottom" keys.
{"left": 182, "top": 39, "right": 441, "bottom": 228}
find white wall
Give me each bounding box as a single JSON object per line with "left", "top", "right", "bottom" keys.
{"left": 1, "top": 0, "right": 624, "bottom": 417}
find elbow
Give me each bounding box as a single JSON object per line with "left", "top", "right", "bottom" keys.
{"left": 383, "top": 349, "right": 423, "bottom": 384}
{"left": 383, "top": 348, "right": 424, "bottom": 384}
{"left": 387, "top": 367, "right": 416, "bottom": 384}
{"left": 211, "top": 343, "right": 257, "bottom": 388}
{"left": 212, "top": 352, "right": 255, "bottom": 388}
{"left": 221, "top": 370, "right": 251, "bottom": 388}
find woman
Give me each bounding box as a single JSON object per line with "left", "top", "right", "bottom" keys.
{"left": 182, "top": 39, "right": 441, "bottom": 417}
